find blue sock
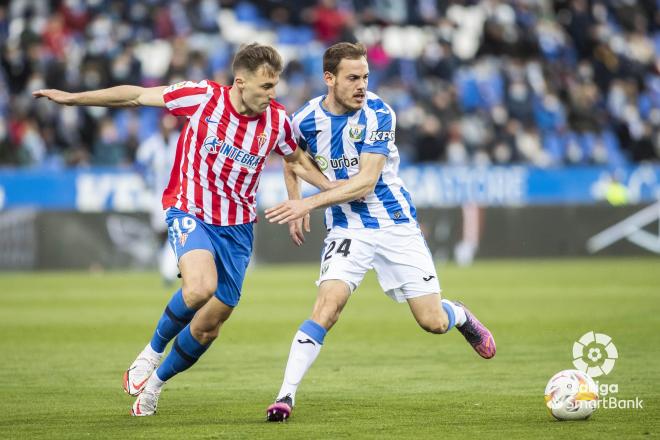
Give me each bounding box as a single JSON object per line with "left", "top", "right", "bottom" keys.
{"left": 156, "top": 325, "right": 210, "bottom": 382}
{"left": 299, "top": 319, "right": 327, "bottom": 344}
{"left": 150, "top": 289, "right": 196, "bottom": 353}
{"left": 442, "top": 302, "right": 456, "bottom": 331}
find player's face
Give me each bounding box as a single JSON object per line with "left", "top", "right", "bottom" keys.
{"left": 237, "top": 65, "right": 279, "bottom": 114}
{"left": 327, "top": 57, "right": 369, "bottom": 113}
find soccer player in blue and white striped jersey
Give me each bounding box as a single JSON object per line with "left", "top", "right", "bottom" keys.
{"left": 264, "top": 42, "right": 496, "bottom": 422}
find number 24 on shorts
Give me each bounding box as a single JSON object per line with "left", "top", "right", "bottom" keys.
{"left": 323, "top": 239, "right": 352, "bottom": 261}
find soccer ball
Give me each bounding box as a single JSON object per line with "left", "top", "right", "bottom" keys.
{"left": 544, "top": 369, "right": 599, "bottom": 420}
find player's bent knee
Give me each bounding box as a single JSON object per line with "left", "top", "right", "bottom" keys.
{"left": 182, "top": 280, "right": 217, "bottom": 307}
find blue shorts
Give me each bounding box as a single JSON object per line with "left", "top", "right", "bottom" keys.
{"left": 166, "top": 208, "right": 254, "bottom": 307}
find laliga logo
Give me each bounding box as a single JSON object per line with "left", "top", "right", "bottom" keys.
{"left": 572, "top": 331, "right": 618, "bottom": 377}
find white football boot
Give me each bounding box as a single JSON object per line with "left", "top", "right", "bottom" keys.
{"left": 123, "top": 345, "right": 162, "bottom": 396}
{"left": 130, "top": 386, "right": 162, "bottom": 416}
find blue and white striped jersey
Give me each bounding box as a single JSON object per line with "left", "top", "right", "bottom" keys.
{"left": 292, "top": 91, "right": 417, "bottom": 229}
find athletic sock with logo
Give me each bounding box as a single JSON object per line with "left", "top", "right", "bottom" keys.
{"left": 155, "top": 325, "right": 210, "bottom": 382}
{"left": 276, "top": 320, "right": 327, "bottom": 405}
{"left": 149, "top": 289, "right": 197, "bottom": 353}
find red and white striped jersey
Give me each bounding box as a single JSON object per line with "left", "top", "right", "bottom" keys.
{"left": 161, "top": 80, "right": 297, "bottom": 225}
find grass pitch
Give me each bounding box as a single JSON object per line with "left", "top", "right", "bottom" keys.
{"left": 0, "top": 258, "right": 658, "bottom": 439}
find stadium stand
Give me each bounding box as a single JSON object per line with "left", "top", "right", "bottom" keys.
{"left": 1, "top": 0, "right": 658, "bottom": 168}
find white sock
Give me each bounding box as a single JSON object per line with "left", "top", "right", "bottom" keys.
{"left": 143, "top": 343, "right": 164, "bottom": 359}
{"left": 145, "top": 371, "right": 165, "bottom": 392}
{"left": 276, "top": 330, "right": 323, "bottom": 405}
{"left": 441, "top": 299, "right": 467, "bottom": 327}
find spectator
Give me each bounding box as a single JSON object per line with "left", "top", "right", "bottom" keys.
{"left": 0, "top": 0, "right": 658, "bottom": 168}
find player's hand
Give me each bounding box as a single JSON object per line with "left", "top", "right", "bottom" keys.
{"left": 288, "top": 213, "right": 311, "bottom": 246}
{"left": 265, "top": 199, "right": 311, "bottom": 224}
{"left": 32, "top": 89, "right": 76, "bottom": 105}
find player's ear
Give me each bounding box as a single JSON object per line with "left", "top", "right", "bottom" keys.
{"left": 234, "top": 72, "right": 245, "bottom": 90}
{"left": 323, "top": 71, "right": 334, "bottom": 88}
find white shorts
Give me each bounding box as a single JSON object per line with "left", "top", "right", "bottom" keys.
{"left": 317, "top": 224, "right": 441, "bottom": 303}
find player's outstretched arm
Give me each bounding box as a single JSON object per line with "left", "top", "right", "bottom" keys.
{"left": 266, "top": 152, "right": 386, "bottom": 224}
{"left": 32, "top": 86, "right": 167, "bottom": 108}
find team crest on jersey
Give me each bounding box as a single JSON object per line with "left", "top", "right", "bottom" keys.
{"left": 203, "top": 135, "right": 221, "bottom": 154}
{"left": 347, "top": 124, "right": 365, "bottom": 141}
{"left": 179, "top": 233, "right": 189, "bottom": 247}
{"left": 256, "top": 132, "right": 267, "bottom": 148}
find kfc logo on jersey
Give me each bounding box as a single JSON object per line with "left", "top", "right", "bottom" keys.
{"left": 368, "top": 130, "right": 395, "bottom": 142}
{"left": 203, "top": 135, "right": 221, "bottom": 154}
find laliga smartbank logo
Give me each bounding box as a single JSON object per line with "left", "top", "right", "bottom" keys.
{"left": 572, "top": 331, "right": 618, "bottom": 377}
{"left": 570, "top": 331, "right": 643, "bottom": 410}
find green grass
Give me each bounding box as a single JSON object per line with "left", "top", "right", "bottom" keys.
{"left": 0, "top": 258, "right": 658, "bottom": 439}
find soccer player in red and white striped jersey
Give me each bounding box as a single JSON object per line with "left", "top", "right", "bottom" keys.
{"left": 34, "top": 43, "right": 332, "bottom": 416}
{"left": 161, "top": 76, "right": 297, "bottom": 225}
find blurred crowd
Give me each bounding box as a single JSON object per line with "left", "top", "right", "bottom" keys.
{"left": 1, "top": 0, "right": 659, "bottom": 169}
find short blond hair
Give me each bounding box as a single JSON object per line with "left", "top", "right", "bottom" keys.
{"left": 232, "top": 43, "right": 283, "bottom": 76}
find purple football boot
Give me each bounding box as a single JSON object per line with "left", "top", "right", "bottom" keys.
{"left": 266, "top": 395, "right": 293, "bottom": 422}
{"left": 454, "top": 301, "right": 496, "bottom": 359}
